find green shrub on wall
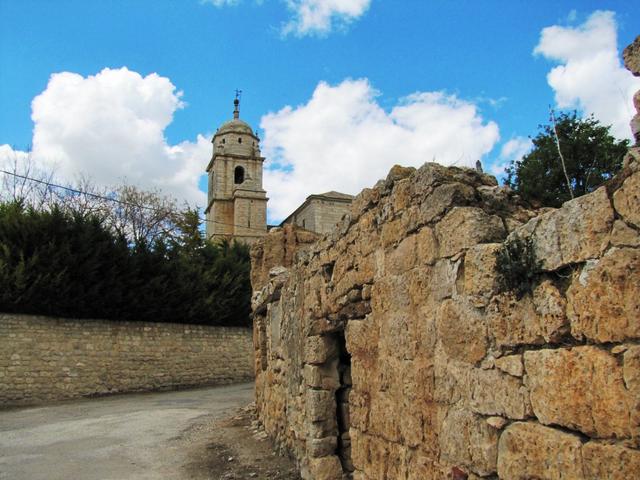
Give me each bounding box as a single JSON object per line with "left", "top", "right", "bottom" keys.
{"left": 0, "top": 202, "right": 251, "bottom": 327}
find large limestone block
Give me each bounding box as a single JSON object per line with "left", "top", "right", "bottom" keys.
{"left": 345, "top": 317, "right": 378, "bottom": 360}
{"left": 463, "top": 243, "right": 501, "bottom": 305}
{"left": 470, "top": 368, "right": 532, "bottom": 420}
{"left": 416, "top": 227, "right": 438, "bottom": 266}
{"left": 623, "top": 34, "right": 640, "bottom": 76}
{"left": 347, "top": 390, "right": 370, "bottom": 431}
{"left": 303, "top": 363, "right": 340, "bottom": 390}
{"left": 488, "top": 285, "right": 567, "bottom": 348}
{"left": 368, "top": 392, "right": 401, "bottom": 442}
{"left": 435, "top": 207, "right": 506, "bottom": 258}
{"left": 439, "top": 407, "right": 498, "bottom": 476}
{"left": 436, "top": 299, "right": 487, "bottom": 365}
{"left": 610, "top": 219, "right": 640, "bottom": 247}
{"left": 568, "top": 248, "right": 640, "bottom": 342}
{"left": 494, "top": 354, "right": 523, "bottom": 377}
{"left": 307, "top": 455, "right": 343, "bottom": 480}
{"left": 497, "top": 422, "right": 584, "bottom": 480}
{"left": 582, "top": 442, "right": 640, "bottom": 479}
{"left": 521, "top": 186, "right": 614, "bottom": 271}
{"left": 304, "top": 335, "right": 337, "bottom": 365}
{"left": 415, "top": 181, "right": 476, "bottom": 225}
{"left": 613, "top": 172, "right": 640, "bottom": 228}
{"left": 624, "top": 346, "right": 640, "bottom": 394}
{"left": 524, "top": 346, "right": 638, "bottom": 439}
{"left": 385, "top": 234, "right": 417, "bottom": 275}
{"left": 434, "top": 348, "right": 474, "bottom": 404}
{"left": 305, "top": 389, "right": 336, "bottom": 422}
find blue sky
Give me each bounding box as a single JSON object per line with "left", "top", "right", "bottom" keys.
{"left": 1, "top": 0, "right": 638, "bottom": 221}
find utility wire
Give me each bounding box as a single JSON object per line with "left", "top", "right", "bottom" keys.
{"left": 0, "top": 169, "right": 268, "bottom": 233}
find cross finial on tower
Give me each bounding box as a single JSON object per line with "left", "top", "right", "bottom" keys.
{"left": 233, "top": 89, "right": 242, "bottom": 119}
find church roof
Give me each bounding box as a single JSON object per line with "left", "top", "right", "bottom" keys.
{"left": 216, "top": 118, "right": 254, "bottom": 136}
{"left": 317, "top": 191, "right": 355, "bottom": 200}
{"left": 213, "top": 96, "right": 259, "bottom": 139}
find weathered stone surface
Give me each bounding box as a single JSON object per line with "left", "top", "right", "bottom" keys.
{"left": 385, "top": 234, "right": 417, "bottom": 275}
{"left": 252, "top": 161, "right": 638, "bottom": 479}
{"left": 623, "top": 34, "right": 640, "bottom": 76}
{"left": 437, "top": 299, "right": 487, "bottom": 365}
{"left": 304, "top": 336, "right": 337, "bottom": 365}
{"left": 416, "top": 227, "right": 438, "bottom": 265}
{"left": 524, "top": 346, "right": 638, "bottom": 439}
{"left": 568, "top": 248, "right": 640, "bottom": 342}
{"left": 440, "top": 407, "right": 498, "bottom": 476}
{"left": 416, "top": 181, "right": 476, "bottom": 226}
{"left": 532, "top": 279, "right": 569, "bottom": 342}
{"left": 497, "top": 422, "right": 584, "bottom": 480}
{"left": 307, "top": 436, "right": 338, "bottom": 458}
{"left": 624, "top": 346, "right": 640, "bottom": 394}
{"left": 471, "top": 368, "right": 532, "bottom": 420}
{"left": 488, "top": 293, "right": 558, "bottom": 348}
{"left": 485, "top": 416, "right": 507, "bottom": 430}
{"left": 307, "top": 455, "right": 343, "bottom": 480}
{"left": 632, "top": 114, "right": 640, "bottom": 145}
{"left": 303, "top": 364, "right": 340, "bottom": 390}
{"left": 613, "top": 172, "right": 640, "bottom": 228}
{"left": 494, "top": 354, "right": 523, "bottom": 377}
{"left": 582, "top": 442, "right": 640, "bottom": 479}
{"left": 463, "top": 243, "right": 501, "bottom": 306}
{"left": 305, "top": 389, "right": 336, "bottom": 422}
{"left": 524, "top": 186, "right": 614, "bottom": 271}
{"left": 436, "top": 207, "right": 506, "bottom": 258}
{"left": 250, "top": 223, "right": 319, "bottom": 291}
{"left": 610, "top": 219, "right": 640, "bottom": 247}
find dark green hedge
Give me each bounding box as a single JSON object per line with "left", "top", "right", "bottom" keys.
{"left": 0, "top": 202, "right": 251, "bottom": 327}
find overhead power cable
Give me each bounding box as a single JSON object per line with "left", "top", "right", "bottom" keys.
{"left": 0, "top": 169, "right": 268, "bottom": 233}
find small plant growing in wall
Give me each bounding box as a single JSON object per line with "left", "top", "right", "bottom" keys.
{"left": 496, "top": 236, "right": 541, "bottom": 299}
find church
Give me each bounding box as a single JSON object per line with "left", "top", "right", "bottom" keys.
{"left": 205, "top": 98, "right": 353, "bottom": 244}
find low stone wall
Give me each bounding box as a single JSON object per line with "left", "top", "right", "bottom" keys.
{"left": 0, "top": 314, "right": 254, "bottom": 406}
{"left": 252, "top": 155, "right": 640, "bottom": 479}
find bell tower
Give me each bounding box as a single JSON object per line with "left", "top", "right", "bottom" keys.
{"left": 204, "top": 96, "right": 268, "bottom": 244}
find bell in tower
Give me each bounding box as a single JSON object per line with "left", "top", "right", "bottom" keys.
{"left": 204, "top": 95, "right": 268, "bottom": 244}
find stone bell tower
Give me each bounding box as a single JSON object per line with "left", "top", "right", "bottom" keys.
{"left": 204, "top": 97, "right": 268, "bottom": 244}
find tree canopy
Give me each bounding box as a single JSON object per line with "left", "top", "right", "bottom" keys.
{"left": 0, "top": 198, "right": 252, "bottom": 327}
{"left": 505, "top": 112, "right": 629, "bottom": 208}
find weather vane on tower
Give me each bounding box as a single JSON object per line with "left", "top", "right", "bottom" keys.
{"left": 233, "top": 89, "right": 242, "bottom": 119}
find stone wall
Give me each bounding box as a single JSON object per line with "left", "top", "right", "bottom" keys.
{"left": 0, "top": 314, "right": 254, "bottom": 406}
{"left": 252, "top": 151, "right": 640, "bottom": 479}
{"left": 312, "top": 199, "right": 354, "bottom": 235}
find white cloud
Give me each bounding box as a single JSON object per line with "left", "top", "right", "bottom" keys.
{"left": 200, "top": 0, "right": 371, "bottom": 37}
{"left": 200, "top": 0, "right": 241, "bottom": 6}
{"left": 1, "top": 67, "right": 209, "bottom": 206}
{"left": 283, "top": 0, "right": 371, "bottom": 36}
{"left": 489, "top": 136, "right": 532, "bottom": 177}
{"left": 534, "top": 10, "right": 640, "bottom": 140}
{"left": 260, "top": 79, "right": 500, "bottom": 220}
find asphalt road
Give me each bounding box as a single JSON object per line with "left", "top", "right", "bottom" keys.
{"left": 0, "top": 382, "right": 254, "bottom": 480}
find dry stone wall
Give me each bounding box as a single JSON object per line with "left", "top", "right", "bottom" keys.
{"left": 0, "top": 314, "right": 254, "bottom": 406}
{"left": 252, "top": 153, "right": 640, "bottom": 479}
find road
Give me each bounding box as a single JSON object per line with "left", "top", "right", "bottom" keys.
{"left": 0, "top": 382, "right": 254, "bottom": 480}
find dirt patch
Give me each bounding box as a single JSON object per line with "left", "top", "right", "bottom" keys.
{"left": 183, "top": 403, "right": 300, "bottom": 480}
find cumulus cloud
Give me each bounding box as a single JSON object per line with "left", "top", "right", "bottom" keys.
{"left": 535, "top": 10, "right": 640, "bottom": 140}
{"left": 489, "top": 136, "right": 532, "bottom": 177}
{"left": 0, "top": 67, "right": 209, "bottom": 205}
{"left": 260, "top": 79, "right": 500, "bottom": 220}
{"left": 201, "top": 0, "right": 370, "bottom": 36}
{"left": 282, "top": 0, "right": 371, "bottom": 36}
